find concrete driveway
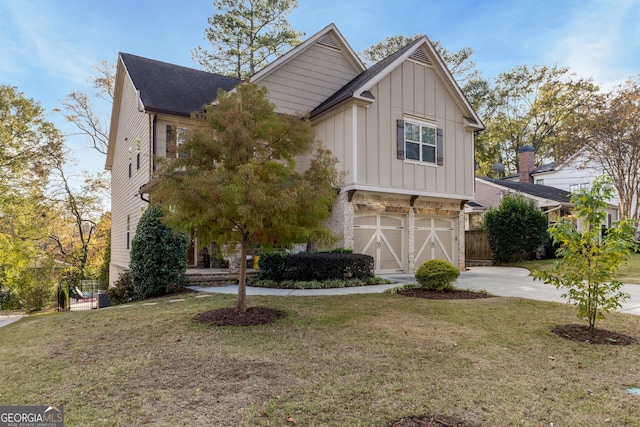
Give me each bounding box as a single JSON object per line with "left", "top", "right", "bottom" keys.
{"left": 188, "top": 266, "right": 640, "bottom": 316}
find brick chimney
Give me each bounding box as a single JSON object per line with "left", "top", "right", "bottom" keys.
{"left": 518, "top": 146, "right": 535, "bottom": 183}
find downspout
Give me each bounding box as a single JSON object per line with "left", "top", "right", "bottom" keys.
{"left": 139, "top": 113, "right": 157, "bottom": 204}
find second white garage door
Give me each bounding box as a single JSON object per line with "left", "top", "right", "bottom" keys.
{"left": 414, "top": 216, "right": 457, "bottom": 267}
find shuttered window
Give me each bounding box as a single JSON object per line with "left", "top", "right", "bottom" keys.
{"left": 397, "top": 119, "right": 443, "bottom": 165}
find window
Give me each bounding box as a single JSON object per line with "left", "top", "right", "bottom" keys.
{"left": 166, "top": 125, "right": 189, "bottom": 158}
{"left": 397, "top": 119, "right": 443, "bottom": 165}
{"left": 128, "top": 162, "right": 131, "bottom": 178}
{"left": 136, "top": 152, "right": 140, "bottom": 170}
{"left": 570, "top": 183, "right": 591, "bottom": 193}
{"left": 126, "top": 214, "right": 130, "bottom": 250}
{"left": 535, "top": 179, "right": 544, "bottom": 185}
{"left": 405, "top": 122, "right": 436, "bottom": 163}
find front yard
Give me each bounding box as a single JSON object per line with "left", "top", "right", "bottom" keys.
{"left": 508, "top": 252, "right": 640, "bottom": 284}
{"left": 1, "top": 291, "right": 638, "bottom": 426}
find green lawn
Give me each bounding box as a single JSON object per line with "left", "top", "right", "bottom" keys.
{"left": 507, "top": 252, "right": 640, "bottom": 284}
{"left": 1, "top": 292, "right": 639, "bottom": 426}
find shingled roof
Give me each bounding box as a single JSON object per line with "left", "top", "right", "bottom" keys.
{"left": 309, "top": 38, "right": 423, "bottom": 119}
{"left": 120, "top": 53, "right": 242, "bottom": 116}
{"left": 479, "top": 177, "right": 572, "bottom": 203}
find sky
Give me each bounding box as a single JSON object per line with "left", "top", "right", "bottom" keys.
{"left": 2, "top": 0, "right": 640, "bottom": 193}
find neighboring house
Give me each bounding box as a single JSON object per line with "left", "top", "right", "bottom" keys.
{"left": 467, "top": 147, "right": 619, "bottom": 231}
{"left": 506, "top": 146, "right": 625, "bottom": 213}
{"left": 106, "top": 23, "right": 484, "bottom": 285}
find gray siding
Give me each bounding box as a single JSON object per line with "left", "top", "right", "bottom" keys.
{"left": 316, "top": 59, "right": 476, "bottom": 199}
{"left": 259, "top": 43, "right": 361, "bottom": 115}
{"left": 109, "top": 74, "right": 151, "bottom": 281}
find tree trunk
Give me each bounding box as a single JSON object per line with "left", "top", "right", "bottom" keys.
{"left": 234, "top": 239, "right": 248, "bottom": 313}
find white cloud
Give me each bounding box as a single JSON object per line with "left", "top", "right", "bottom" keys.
{"left": 549, "top": 0, "right": 640, "bottom": 87}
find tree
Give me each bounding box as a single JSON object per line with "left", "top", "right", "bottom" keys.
{"left": 47, "top": 150, "right": 109, "bottom": 282}
{"left": 130, "top": 206, "right": 187, "bottom": 299}
{"left": 192, "top": 0, "right": 304, "bottom": 79}
{"left": 58, "top": 60, "right": 114, "bottom": 155}
{"left": 482, "top": 193, "right": 549, "bottom": 263}
{"left": 0, "top": 86, "right": 63, "bottom": 310}
{"left": 556, "top": 78, "right": 640, "bottom": 221}
{"left": 476, "top": 65, "right": 597, "bottom": 176}
{"left": 152, "top": 83, "right": 340, "bottom": 312}
{"left": 535, "top": 177, "right": 636, "bottom": 333}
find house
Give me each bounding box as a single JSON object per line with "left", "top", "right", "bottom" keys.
{"left": 106, "top": 23, "right": 484, "bottom": 285}
{"left": 468, "top": 147, "right": 620, "bottom": 231}
{"left": 513, "top": 147, "right": 632, "bottom": 216}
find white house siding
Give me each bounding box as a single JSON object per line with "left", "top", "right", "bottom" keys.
{"left": 258, "top": 42, "right": 361, "bottom": 115}
{"left": 109, "top": 76, "right": 151, "bottom": 285}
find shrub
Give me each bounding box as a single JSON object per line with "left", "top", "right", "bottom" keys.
{"left": 483, "top": 193, "right": 549, "bottom": 263}
{"left": 107, "top": 271, "right": 136, "bottom": 305}
{"left": 130, "top": 206, "right": 187, "bottom": 299}
{"left": 256, "top": 252, "right": 288, "bottom": 282}
{"left": 415, "top": 259, "right": 460, "bottom": 291}
{"left": 284, "top": 253, "right": 374, "bottom": 281}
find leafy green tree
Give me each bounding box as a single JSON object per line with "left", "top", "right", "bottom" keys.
{"left": 130, "top": 206, "right": 187, "bottom": 299}
{"left": 556, "top": 78, "right": 640, "bottom": 221}
{"left": 535, "top": 177, "right": 636, "bottom": 333}
{"left": 483, "top": 193, "right": 549, "bottom": 263}
{"left": 476, "top": 65, "right": 597, "bottom": 176}
{"left": 0, "top": 86, "right": 62, "bottom": 310}
{"left": 192, "top": 0, "right": 304, "bottom": 79}
{"left": 152, "top": 83, "right": 340, "bottom": 313}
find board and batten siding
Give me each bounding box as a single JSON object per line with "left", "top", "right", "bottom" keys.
{"left": 313, "top": 106, "right": 355, "bottom": 184}
{"left": 259, "top": 43, "right": 361, "bottom": 115}
{"left": 364, "top": 60, "right": 474, "bottom": 198}
{"left": 109, "top": 75, "right": 151, "bottom": 284}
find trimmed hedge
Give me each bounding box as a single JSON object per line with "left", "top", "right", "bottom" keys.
{"left": 415, "top": 259, "right": 460, "bottom": 291}
{"left": 257, "top": 252, "right": 374, "bottom": 282}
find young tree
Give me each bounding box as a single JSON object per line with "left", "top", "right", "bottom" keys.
{"left": 556, "top": 78, "right": 640, "bottom": 221}
{"left": 476, "top": 65, "right": 597, "bottom": 176}
{"left": 192, "top": 0, "right": 304, "bottom": 79}
{"left": 482, "top": 193, "right": 549, "bottom": 263}
{"left": 152, "top": 83, "right": 340, "bottom": 313}
{"left": 535, "top": 177, "right": 636, "bottom": 333}
{"left": 130, "top": 206, "right": 187, "bottom": 299}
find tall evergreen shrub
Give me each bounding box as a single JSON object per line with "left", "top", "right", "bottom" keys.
{"left": 130, "top": 206, "right": 187, "bottom": 299}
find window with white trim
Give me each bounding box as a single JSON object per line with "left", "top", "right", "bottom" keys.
{"left": 397, "top": 119, "right": 443, "bottom": 165}
{"left": 405, "top": 121, "right": 436, "bottom": 163}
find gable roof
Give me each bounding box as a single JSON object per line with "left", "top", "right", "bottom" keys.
{"left": 120, "top": 52, "right": 242, "bottom": 116}
{"left": 310, "top": 37, "right": 423, "bottom": 119}
{"left": 309, "top": 36, "right": 484, "bottom": 130}
{"left": 250, "top": 23, "right": 365, "bottom": 84}
{"left": 478, "top": 177, "right": 572, "bottom": 204}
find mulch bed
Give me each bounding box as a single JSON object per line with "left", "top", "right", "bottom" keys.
{"left": 193, "top": 306, "right": 287, "bottom": 327}
{"left": 397, "top": 289, "right": 494, "bottom": 300}
{"left": 389, "top": 415, "right": 478, "bottom": 427}
{"left": 551, "top": 324, "right": 637, "bottom": 345}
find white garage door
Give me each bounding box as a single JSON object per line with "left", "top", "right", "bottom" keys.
{"left": 414, "top": 216, "right": 457, "bottom": 267}
{"left": 354, "top": 213, "right": 405, "bottom": 273}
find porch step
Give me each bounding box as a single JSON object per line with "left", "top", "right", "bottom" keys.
{"left": 184, "top": 268, "right": 258, "bottom": 287}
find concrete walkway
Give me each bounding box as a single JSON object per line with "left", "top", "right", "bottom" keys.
{"left": 0, "top": 314, "right": 24, "bottom": 329}
{"left": 187, "top": 266, "right": 640, "bottom": 316}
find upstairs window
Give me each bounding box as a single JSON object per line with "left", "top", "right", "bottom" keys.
{"left": 167, "top": 125, "right": 190, "bottom": 158}
{"left": 397, "top": 119, "right": 443, "bottom": 165}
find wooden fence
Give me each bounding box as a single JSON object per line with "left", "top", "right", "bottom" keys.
{"left": 465, "top": 229, "right": 492, "bottom": 261}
